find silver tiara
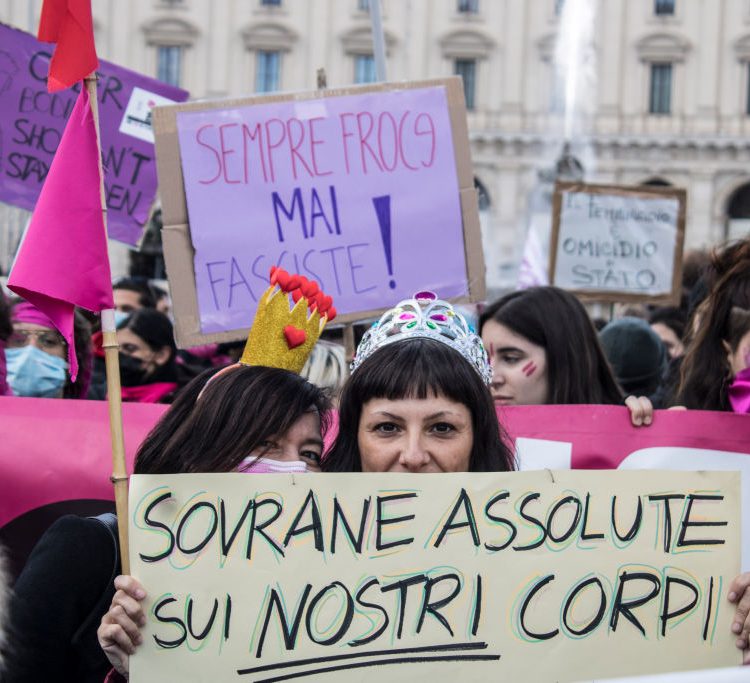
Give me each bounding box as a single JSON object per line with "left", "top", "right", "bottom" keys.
{"left": 350, "top": 291, "right": 492, "bottom": 384}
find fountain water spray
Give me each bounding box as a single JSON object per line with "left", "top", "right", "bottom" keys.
{"left": 517, "top": 0, "right": 597, "bottom": 288}
{"left": 556, "top": 0, "right": 598, "bottom": 145}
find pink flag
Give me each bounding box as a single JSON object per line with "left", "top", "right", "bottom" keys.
{"left": 8, "top": 86, "right": 113, "bottom": 381}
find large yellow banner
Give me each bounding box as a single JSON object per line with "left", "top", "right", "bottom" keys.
{"left": 129, "top": 470, "right": 740, "bottom": 682}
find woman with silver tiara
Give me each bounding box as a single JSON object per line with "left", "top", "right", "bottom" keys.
{"left": 324, "top": 291, "right": 515, "bottom": 474}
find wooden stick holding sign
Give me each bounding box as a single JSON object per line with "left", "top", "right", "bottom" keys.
{"left": 85, "top": 73, "right": 130, "bottom": 574}
{"left": 549, "top": 181, "right": 686, "bottom": 305}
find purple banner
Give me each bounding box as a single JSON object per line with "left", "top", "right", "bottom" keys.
{"left": 0, "top": 23, "right": 189, "bottom": 245}
{"left": 176, "top": 87, "right": 467, "bottom": 332}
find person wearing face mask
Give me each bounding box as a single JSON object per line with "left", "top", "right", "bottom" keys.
{"left": 6, "top": 270, "right": 336, "bottom": 683}
{"left": 115, "top": 308, "right": 196, "bottom": 404}
{"left": 5, "top": 299, "right": 92, "bottom": 399}
{"left": 4, "top": 366, "right": 330, "bottom": 683}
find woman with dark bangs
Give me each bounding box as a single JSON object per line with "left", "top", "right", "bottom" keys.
{"left": 324, "top": 292, "right": 515, "bottom": 474}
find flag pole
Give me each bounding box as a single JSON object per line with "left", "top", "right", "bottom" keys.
{"left": 84, "top": 73, "right": 130, "bottom": 575}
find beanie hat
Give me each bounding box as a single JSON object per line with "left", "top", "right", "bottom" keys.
{"left": 599, "top": 317, "right": 668, "bottom": 396}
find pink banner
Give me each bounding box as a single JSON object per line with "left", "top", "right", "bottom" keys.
{"left": 1, "top": 398, "right": 749, "bottom": 575}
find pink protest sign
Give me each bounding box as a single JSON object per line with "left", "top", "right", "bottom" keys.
{"left": 174, "top": 86, "right": 466, "bottom": 334}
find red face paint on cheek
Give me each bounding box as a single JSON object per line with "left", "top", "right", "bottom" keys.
{"left": 522, "top": 361, "right": 537, "bottom": 377}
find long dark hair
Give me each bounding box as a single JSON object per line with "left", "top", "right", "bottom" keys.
{"left": 324, "top": 338, "right": 515, "bottom": 473}
{"left": 479, "top": 287, "right": 623, "bottom": 405}
{"left": 675, "top": 241, "right": 750, "bottom": 410}
{"left": 135, "top": 365, "right": 331, "bottom": 474}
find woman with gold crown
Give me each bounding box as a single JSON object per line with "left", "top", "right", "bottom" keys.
{"left": 5, "top": 270, "right": 337, "bottom": 683}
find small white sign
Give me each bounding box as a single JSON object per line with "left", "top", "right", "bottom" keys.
{"left": 119, "top": 87, "right": 177, "bottom": 143}
{"left": 552, "top": 185, "right": 684, "bottom": 300}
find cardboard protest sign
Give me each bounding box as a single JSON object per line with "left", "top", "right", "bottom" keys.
{"left": 128, "top": 470, "right": 740, "bottom": 682}
{"left": 152, "top": 77, "right": 484, "bottom": 347}
{"left": 0, "top": 23, "right": 189, "bottom": 246}
{"left": 549, "top": 182, "right": 686, "bottom": 303}
{"left": 2, "top": 400, "right": 749, "bottom": 580}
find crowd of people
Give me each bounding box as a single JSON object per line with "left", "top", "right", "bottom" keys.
{"left": 0, "top": 240, "right": 749, "bottom": 681}
{"left": 1, "top": 244, "right": 749, "bottom": 413}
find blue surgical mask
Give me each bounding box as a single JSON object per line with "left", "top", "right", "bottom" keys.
{"left": 114, "top": 310, "right": 131, "bottom": 327}
{"left": 6, "top": 345, "right": 68, "bottom": 398}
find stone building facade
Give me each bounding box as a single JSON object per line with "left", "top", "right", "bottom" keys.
{"left": 2, "top": 0, "right": 750, "bottom": 289}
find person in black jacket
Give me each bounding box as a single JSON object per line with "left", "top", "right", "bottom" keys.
{"left": 4, "top": 364, "right": 329, "bottom": 682}
{"left": 4, "top": 516, "right": 119, "bottom": 683}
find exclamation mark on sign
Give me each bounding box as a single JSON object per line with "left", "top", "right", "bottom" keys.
{"left": 372, "top": 195, "right": 396, "bottom": 289}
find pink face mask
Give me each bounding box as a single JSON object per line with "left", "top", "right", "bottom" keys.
{"left": 728, "top": 366, "right": 750, "bottom": 414}
{"left": 238, "top": 456, "right": 310, "bottom": 474}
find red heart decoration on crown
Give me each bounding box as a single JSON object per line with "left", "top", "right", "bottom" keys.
{"left": 283, "top": 325, "right": 307, "bottom": 349}
{"left": 286, "top": 275, "right": 302, "bottom": 291}
{"left": 301, "top": 280, "right": 319, "bottom": 299}
{"left": 315, "top": 294, "right": 333, "bottom": 313}
{"left": 291, "top": 288, "right": 303, "bottom": 304}
{"left": 326, "top": 306, "right": 337, "bottom": 321}
{"left": 274, "top": 269, "right": 290, "bottom": 290}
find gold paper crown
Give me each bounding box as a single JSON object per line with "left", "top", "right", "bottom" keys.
{"left": 240, "top": 267, "right": 337, "bottom": 373}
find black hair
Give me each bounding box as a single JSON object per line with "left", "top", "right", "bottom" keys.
{"left": 0, "top": 291, "right": 11, "bottom": 341}
{"left": 119, "top": 308, "right": 176, "bottom": 355}
{"left": 324, "top": 338, "right": 515, "bottom": 473}
{"left": 113, "top": 277, "right": 157, "bottom": 309}
{"left": 135, "top": 365, "right": 330, "bottom": 474}
{"left": 648, "top": 306, "right": 686, "bottom": 343}
{"left": 676, "top": 240, "right": 750, "bottom": 410}
{"left": 479, "top": 286, "right": 624, "bottom": 405}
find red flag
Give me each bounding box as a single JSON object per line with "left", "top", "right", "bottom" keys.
{"left": 38, "top": 0, "right": 98, "bottom": 92}
{"left": 8, "top": 87, "right": 113, "bottom": 381}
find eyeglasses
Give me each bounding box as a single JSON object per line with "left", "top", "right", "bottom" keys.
{"left": 8, "top": 329, "right": 67, "bottom": 351}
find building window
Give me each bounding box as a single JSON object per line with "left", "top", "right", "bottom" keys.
{"left": 261, "top": 0, "right": 281, "bottom": 5}
{"left": 554, "top": 0, "right": 565, "bottom": 16}
{"left": 358, "top": 0, "right": 370, "bottom": 10}
{"left": 355, "top": 54, "right": 377, "bottom": 83}
{"left": 256, "top": 50, "right": 280, "bottom": 92}
{"left": 458, "top": 0, "right": 479, "bottom": 13}
{"left": 156, "top": 45, "right": 182, "bottom": 86}
{"left": 454, "top": 58, "right": 476, "bottom": 110}
{"left": 654, "top": 0, "right": 675, "bottom": 15}
{"left": 649, "top": 62, "right": 672, "bottom": 114}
